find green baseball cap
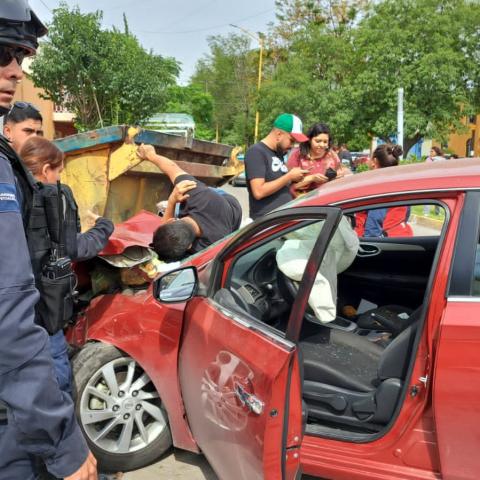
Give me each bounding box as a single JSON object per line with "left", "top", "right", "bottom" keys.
{"left": 273, "top": 113, "right": 308, "bottom": 142}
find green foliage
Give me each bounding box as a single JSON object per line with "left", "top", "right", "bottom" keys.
{"left": 165, "top": 85, "right": 215, "bottom": 140}
{"left": 259, "top": 17, "right": 362, "bottom": 145}
{"left": 400, "top": 154, "right": 424, "bottom": 165}
{"left": 191, "top": 33, "right": 260, "bottom": 145}
{"left": 350, "top": 0, "right": 480, "bottom": 154}
{"left": 260, "top": 0, "right": 372, "bottom": 145}
{"left": 355, "top": 163, "right": 371, "bottom": 173}
{"left": 190, "top": 0, "right": 480, "bottom": 152}
{"left": 30, "top": 3, "right": 179, "bottom": 131}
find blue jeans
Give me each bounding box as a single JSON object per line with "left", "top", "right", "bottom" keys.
{"left": 48, "top": 331, "right": 73, "bottom": 396}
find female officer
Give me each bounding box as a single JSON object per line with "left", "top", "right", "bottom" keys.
{"left": 20, "top": 136, "right": 114, "bottom": 395}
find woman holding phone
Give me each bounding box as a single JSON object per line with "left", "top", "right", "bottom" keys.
{"left": 287, "top": 122, "right": 349, "bottom": 197}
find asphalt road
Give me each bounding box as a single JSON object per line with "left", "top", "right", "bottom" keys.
{"left": 123, "top": 450, "right": 218, "bottom": 479}
{"left": 223, "top": 183, "right": 250, "bottom": 217}
{"left": 123, "top": 452, "right": 317, "bottom": 480}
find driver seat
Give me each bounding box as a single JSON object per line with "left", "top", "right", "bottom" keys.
{"left": 300, "top": 309, "right": 420, "bottom": 429}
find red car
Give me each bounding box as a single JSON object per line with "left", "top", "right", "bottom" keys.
{"left": 68, "top": 159, "right": 480, "bottom": 480}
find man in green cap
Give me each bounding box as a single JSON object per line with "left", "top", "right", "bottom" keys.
{"left": 244, "top": 113, "right": 310, "bottom": 220}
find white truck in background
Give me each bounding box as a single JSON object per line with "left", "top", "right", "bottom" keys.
{"left": 144, "top": 113, "right": 195, "bottom": 138}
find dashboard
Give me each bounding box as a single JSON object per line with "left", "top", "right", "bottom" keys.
{"left": 227, "top": 242, "right": 290, "bottom": 326}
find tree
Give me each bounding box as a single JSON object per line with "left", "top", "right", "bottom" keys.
{"left": 349, "top": 0, "right": 480, "bottom": 154}
{"left": 164, "top": 85, "right": 215, "bottom": 140}
{"left": 273, "top": 0, "right": 370, "bottom": 41}
{"left": 191, "top": 33, "right": 259, "bottom": 145}
{"left": 30, "top": 3, "right": 179, "bottom": 131}
{"left": 260, "top": 0, "right": 480, "bottom": 153}
{"left": 259, "top": 0, "right": 369, "bottom": 149}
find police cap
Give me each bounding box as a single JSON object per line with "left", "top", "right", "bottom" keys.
{"left": 0, "top": 0, "right": 47, "bottom": 55}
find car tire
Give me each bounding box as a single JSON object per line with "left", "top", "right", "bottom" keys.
{"left": 72, "top": 342, "right": 172, "bottom": 472}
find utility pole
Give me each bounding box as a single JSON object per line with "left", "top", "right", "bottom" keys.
{"left": 230, "top": 24, "right": 264, "bottom": 143}
{"left": 397, "top": 87, "right": 404, "bottom": 158}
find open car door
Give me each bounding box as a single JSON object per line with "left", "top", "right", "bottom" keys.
{"left": 170, "top": 207, "right": 342, "bottom": 479}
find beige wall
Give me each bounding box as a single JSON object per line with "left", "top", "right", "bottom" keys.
{"left": 13, "top": 73, "right": 55, "bottom": 140}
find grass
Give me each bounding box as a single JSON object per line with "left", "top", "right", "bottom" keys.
{"left": 411, "top": 205, "right": 445, "bottom": 221}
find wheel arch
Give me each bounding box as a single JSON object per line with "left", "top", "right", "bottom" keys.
{"left": 81, "top": 316, "right": 199, "bottom": 453}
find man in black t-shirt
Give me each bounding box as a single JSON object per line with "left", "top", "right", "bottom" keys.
{"left": 245, "top": 113, "right": 310, "bottom": 219}
{"left": 137, "top": 144, "right": 242, "bottom": 262}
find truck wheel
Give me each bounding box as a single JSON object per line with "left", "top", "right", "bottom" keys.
{"left": 72, "top": 342, "right": 172, "bottom": 472}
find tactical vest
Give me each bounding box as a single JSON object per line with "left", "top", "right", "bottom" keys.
{"left": 0, "top": 136, "right": 79, "bottom": 334}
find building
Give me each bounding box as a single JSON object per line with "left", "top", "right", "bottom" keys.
{"left": 12, "top": 57, "right": 77, "bottom": 140}
{"left": 446, "top": 114, "right": 479, "bottom": 157}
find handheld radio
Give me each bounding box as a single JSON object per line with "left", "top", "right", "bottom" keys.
{"left": 43, "top": 181, "right": 73, "bottom": 280}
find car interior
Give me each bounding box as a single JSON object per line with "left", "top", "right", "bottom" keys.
{"left": 213, "top": 203, "right": 445, "bottom": 437}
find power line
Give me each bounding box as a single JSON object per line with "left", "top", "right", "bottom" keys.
{"left": 166, "top": 0, "right": 218, "bottom": 30}
{"left": 109, "top": 0, "right": 158, "bottom": 11}
{"left": 138, "top": 7, "right": 274, "bottom": 35}
{"left": 38, "top": 0, "right": 53, "bottom": 13}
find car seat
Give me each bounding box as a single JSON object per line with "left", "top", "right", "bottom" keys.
{"left": 279, "top": 270, "right": 415, "bottom": 337}
{"left": 299, "top": 309, "right": 420, "bottom": 430}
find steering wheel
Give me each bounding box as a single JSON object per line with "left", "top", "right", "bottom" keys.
{"left": 230, "top": 284, "right": 271, "bottom": 321}
{"left": 277, "top": 270, "right": 316, "bottom": 318}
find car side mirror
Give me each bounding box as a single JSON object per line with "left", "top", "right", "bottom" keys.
{"left": 154, "top": 266, "right": 198, "bottom": 303}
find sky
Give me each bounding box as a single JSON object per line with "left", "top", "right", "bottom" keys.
{"left": 30, "top": 0, "right": 277, "bottom": 84}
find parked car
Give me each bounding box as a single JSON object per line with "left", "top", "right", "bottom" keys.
{"left": 351, "top": 151, "right": 370, "bottom": 171}
{"left": 68, "top": 159, "right": 480, "bottom": 479}
{"left": 230, "top": 170, "right": 246, "bottom": 187}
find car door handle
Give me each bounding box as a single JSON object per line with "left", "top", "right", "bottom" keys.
{"left": 357, "top": 244, "right": 381, "bottom": 257}
{"left": 234, "top": 383, "right": 264, "bottom": 415}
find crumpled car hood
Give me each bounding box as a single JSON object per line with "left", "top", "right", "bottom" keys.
{"left": 100, "top": 210, "right": 163, "bottom": 256}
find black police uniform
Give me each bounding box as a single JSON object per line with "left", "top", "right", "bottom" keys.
{"left": 0, "top": 3, "right": 92, "bottom": 477}
{"left": 0, "top": 149, "right": 89, "bottom": 478}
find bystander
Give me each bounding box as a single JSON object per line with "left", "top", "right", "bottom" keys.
{"left": 137, "top": 144, "right": 242, "bottom": 261}
{"left": 244, "top": 113, "right": 309, "bottom": 219}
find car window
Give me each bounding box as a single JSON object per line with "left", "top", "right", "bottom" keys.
{"left": 222, "top": 219, "right": 328, "bottom": 332}
{"left": 446, "top": 192, "right": 479, "bottom": 298}
{"left": 354, "top": 203, "right": 445, "bottom": 238}
{"left": 473, "top": 235, "right": 480, "bottom": 296}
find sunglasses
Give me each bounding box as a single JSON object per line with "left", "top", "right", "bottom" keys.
{"left": 0, "top": 45, "right": 28, "bottom": 67}
{"left": 11, "top": 101, "right": 40, "bottom": 113}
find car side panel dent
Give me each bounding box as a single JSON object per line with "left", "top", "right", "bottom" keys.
{"left": 82, "top": 292, "right": 199, "bottom": 453}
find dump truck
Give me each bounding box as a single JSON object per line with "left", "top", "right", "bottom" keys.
{"left": 54, "top": 125, "right": 242, "bottom": 229}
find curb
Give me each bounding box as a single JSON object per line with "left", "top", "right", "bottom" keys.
{"left": 410, "top": 214, "right": 444, "bottom": 230}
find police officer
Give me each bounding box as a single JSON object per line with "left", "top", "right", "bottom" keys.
{"left": 0, "top": 1, "right": 97, "bottom": 479}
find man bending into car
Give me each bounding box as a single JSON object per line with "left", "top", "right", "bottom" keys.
{"left": 137, "top": 144, "right": 242, "bottom": 262}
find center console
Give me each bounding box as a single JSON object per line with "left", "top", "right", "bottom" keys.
{"left": 305, "top": 313, "right": 392, "bottom": 345}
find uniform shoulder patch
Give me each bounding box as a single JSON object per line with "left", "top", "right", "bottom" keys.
{"left": 0, "top": 182, "right": 20, "bottom": 213}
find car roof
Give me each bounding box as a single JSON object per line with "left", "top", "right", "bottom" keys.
{"left": 290, "top": 158, "right": 480, "bottom": 207}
